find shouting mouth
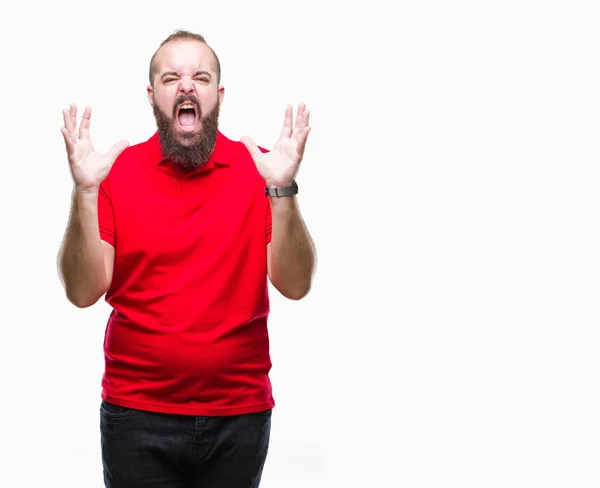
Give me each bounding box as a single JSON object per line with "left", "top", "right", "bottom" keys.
{"left": 176, "top": 102, "right": 198, "bottom": 132}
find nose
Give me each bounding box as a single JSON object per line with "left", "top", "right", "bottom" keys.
{"left": 179, "top": 77, "right": 195, "bottom": 95}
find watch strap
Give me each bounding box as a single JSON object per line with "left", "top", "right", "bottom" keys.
{"left": 265, "top": 180, "right": 298, "bottom": 197}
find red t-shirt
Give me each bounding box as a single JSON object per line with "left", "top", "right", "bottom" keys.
{"left": 97, "top": 131, "right": 274, "bottom": 416}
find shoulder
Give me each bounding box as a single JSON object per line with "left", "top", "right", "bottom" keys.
{"left": 100, "top": 134, "right": 156, "bottom": 194}
{"left": 117, "top": 135, "right": 156, "bottom": 166}
{"left": 219, "top": 131, "right": 269, "bottom": 192}
{"left": 108, "top": 134, "right": 157, "bottom": 176}
{"left": 220, "top": 132, "right": 269, "bottom": 168}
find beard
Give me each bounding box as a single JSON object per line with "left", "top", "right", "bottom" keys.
{"left": 153, "top": 94, "right": 220, "bottom": 171}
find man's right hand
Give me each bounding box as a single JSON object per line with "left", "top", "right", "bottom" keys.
{"left": 61, "top": 104, "right": 129, "bottom": 193}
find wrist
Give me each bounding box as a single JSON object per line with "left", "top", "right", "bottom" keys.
{"left": 265, "top": 180, "right": 298, "bottom": 197}
{"left": 265, "top": 171, "right": 297, "bottom": 188}
{"left": 73, "top": 186, "right": 100, "bottom": 202}
{"left": 74, "top": 184, "right": 100, "bottom": 196}
{"left": 269, "top": 193, "right": 297, "bottom": 212}
{"left": 266, "top": 180, "right": 293, "bottom": 188}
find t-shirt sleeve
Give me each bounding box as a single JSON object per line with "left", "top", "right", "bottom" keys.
{"left": 266, "top": 201, "right": 272, "bottom": 244}
{"left": 98, "top": 180, "right": 116, "bottom": 247}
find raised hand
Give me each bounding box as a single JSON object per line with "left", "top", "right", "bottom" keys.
{"left": 61, "top": 104, "right": 129, "bottom": 192}
{"left": 241, "top": 103, "right": 311, "bottom": 187}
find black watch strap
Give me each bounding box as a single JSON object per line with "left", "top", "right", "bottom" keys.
{"left": 265, "top": 180, "right": 298, "bottom": 197}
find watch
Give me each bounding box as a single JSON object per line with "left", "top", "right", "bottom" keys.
{"left": 265, "top": 180, "right": 298, "bottom": 197}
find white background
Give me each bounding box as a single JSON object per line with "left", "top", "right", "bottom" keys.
{"left": 1, "top": 0, "right": 600, "bottom": 486}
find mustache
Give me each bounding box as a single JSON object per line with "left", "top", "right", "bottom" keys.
{"left": 173, "top": 95, "right": 201, "bottom": 118}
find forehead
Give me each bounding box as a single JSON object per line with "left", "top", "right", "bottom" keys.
{"left": 154, "top": 39, "right": 216, "bottom": 74}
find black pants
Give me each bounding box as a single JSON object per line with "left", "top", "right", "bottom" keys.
{"left": 100, "top": 400, "right": 271, "bottom": 488}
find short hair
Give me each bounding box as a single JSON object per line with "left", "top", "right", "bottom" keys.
{"left": 149, "top": 30, "right": 222, "bottom": 87}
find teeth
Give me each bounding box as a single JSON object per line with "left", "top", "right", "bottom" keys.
{"left": 180, "top": 104, "right": 194, "bottom": 110}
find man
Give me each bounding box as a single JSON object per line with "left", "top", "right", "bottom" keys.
{"left": 57, "top": 30, "right": 316, "bottom": 488}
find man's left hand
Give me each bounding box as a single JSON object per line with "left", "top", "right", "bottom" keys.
{"left": 241, "top": 103, "right": 311, "bottom": 188}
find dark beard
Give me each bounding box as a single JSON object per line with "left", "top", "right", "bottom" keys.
{"left": 153, "top": 95, "right": 220, "bottom": 171}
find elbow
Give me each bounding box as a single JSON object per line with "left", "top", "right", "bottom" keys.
{"left": 286, "top": 290, "right": 309, "bottom": 301}
{"left": 270, "top": 266, "right": 316, "bottom": 301}
{"left": 66, "top": 292, "right": 98, "bottom": 309}
{"left": 279, "top": 281, "right": 312, "bottom": 301}
{"left": 57, "top": 258, "right": 108, "bottom": 309}
{"left": 71, "top": 298, "right": 98, "bottom": 309}
{"left": 65, "top": 286, "right": 104, "bottom": 309}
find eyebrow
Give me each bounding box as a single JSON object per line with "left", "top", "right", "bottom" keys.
{"left": 160, "top": 71, "right": 212, "bottom": 80}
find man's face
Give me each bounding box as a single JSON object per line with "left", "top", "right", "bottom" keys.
{"left": 148, "top": 39, "right": 224, "bottom": 170}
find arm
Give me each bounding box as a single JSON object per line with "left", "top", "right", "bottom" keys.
{"left": 58, "top": 189, "right": 115, "bottom": 308}
{"left": 267, "top": 196, "right": 316, "bottom": 300}
{"left": 241, "top": 103, "right": 316, "bottom": 300}
{"left": 57, "top": 103, "right": 128, "bottom": 308}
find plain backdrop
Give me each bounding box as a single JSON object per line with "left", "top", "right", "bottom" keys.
{"left": 1, "top": 0, "right": 600, "bottom": 486}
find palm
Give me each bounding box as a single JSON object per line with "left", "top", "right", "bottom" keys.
{"left": 61, "top": 104, "right": 128, "bottom": 191}
{"left": 274, "top": 137, "right": 302, "bottom": 165}
{"left": 69, "top": 139, "right": 111, "bottom": 188}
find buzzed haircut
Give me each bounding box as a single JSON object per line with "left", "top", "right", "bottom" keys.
{"left": 149, "top": 30, "right": 222, "bottom": 87}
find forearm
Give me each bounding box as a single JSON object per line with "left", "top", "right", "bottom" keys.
{"left": 269, "top": 196, "right": 316, "bottom": 300}
{"left": 58, "top": 189, "right": 109, "bottom": 307}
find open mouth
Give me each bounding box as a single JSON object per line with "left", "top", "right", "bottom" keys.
{"left": 176, "top": 103, "right": 198, "bottom": 132}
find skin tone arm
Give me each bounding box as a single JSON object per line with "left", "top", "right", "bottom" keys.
{"left": 57, "top": 104, "right": 129, "bottom": 308}
{"left": 266, "top": 197, "right": 316, "bottom": 300}
{"left": 242, "top": 103, "right": 317, "bottom": 300}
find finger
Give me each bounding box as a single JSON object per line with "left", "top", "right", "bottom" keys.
{"left": 296, "top": 126, "right": 311, "bottom": 157}
{"left": 106, "top": 140, "right": 130, "bottom": 164}
{"left": 61, "top": 110, "right": 77, "bottom": 145}
{"left": 296, "top": 109, "right": 310, "bottom": 136}
{"left": 303, "top": 108, "right": 310, "bottom": 128}
{"left": 296, "top": 102, "right": 306, "bottom": 123}
{"left": 69, "top": 103, "right": 77, "bottom": 135}
{"left": 61, "top": 128, "right": 74, "bottom": 156}
{"left": 79, "top": 106, "right": 92, "bottom": 140}
{"left": 279, "top": 104, "right": 293, "bottom": 139}
{"left": 295, "top": 103, "right": 306, "bottom": 127}
{"left": 63, "top": 108, "right": 76, "bottom": 138}
{"left": 293, "top": 103, "right": 307, "bottom": 139}
{"left": 240, "top": 136, "right": 262, "bottom": 161}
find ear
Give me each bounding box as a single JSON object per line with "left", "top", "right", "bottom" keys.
{"left": 147, "top": 85, "right": 154, "bottom": 107}
{"left": 218, "top": 85, "right": 225, "bottom": 105}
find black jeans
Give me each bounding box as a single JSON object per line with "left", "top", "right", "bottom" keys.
{"left": 100, "top": 400, "right": 271, "bottom": 488}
